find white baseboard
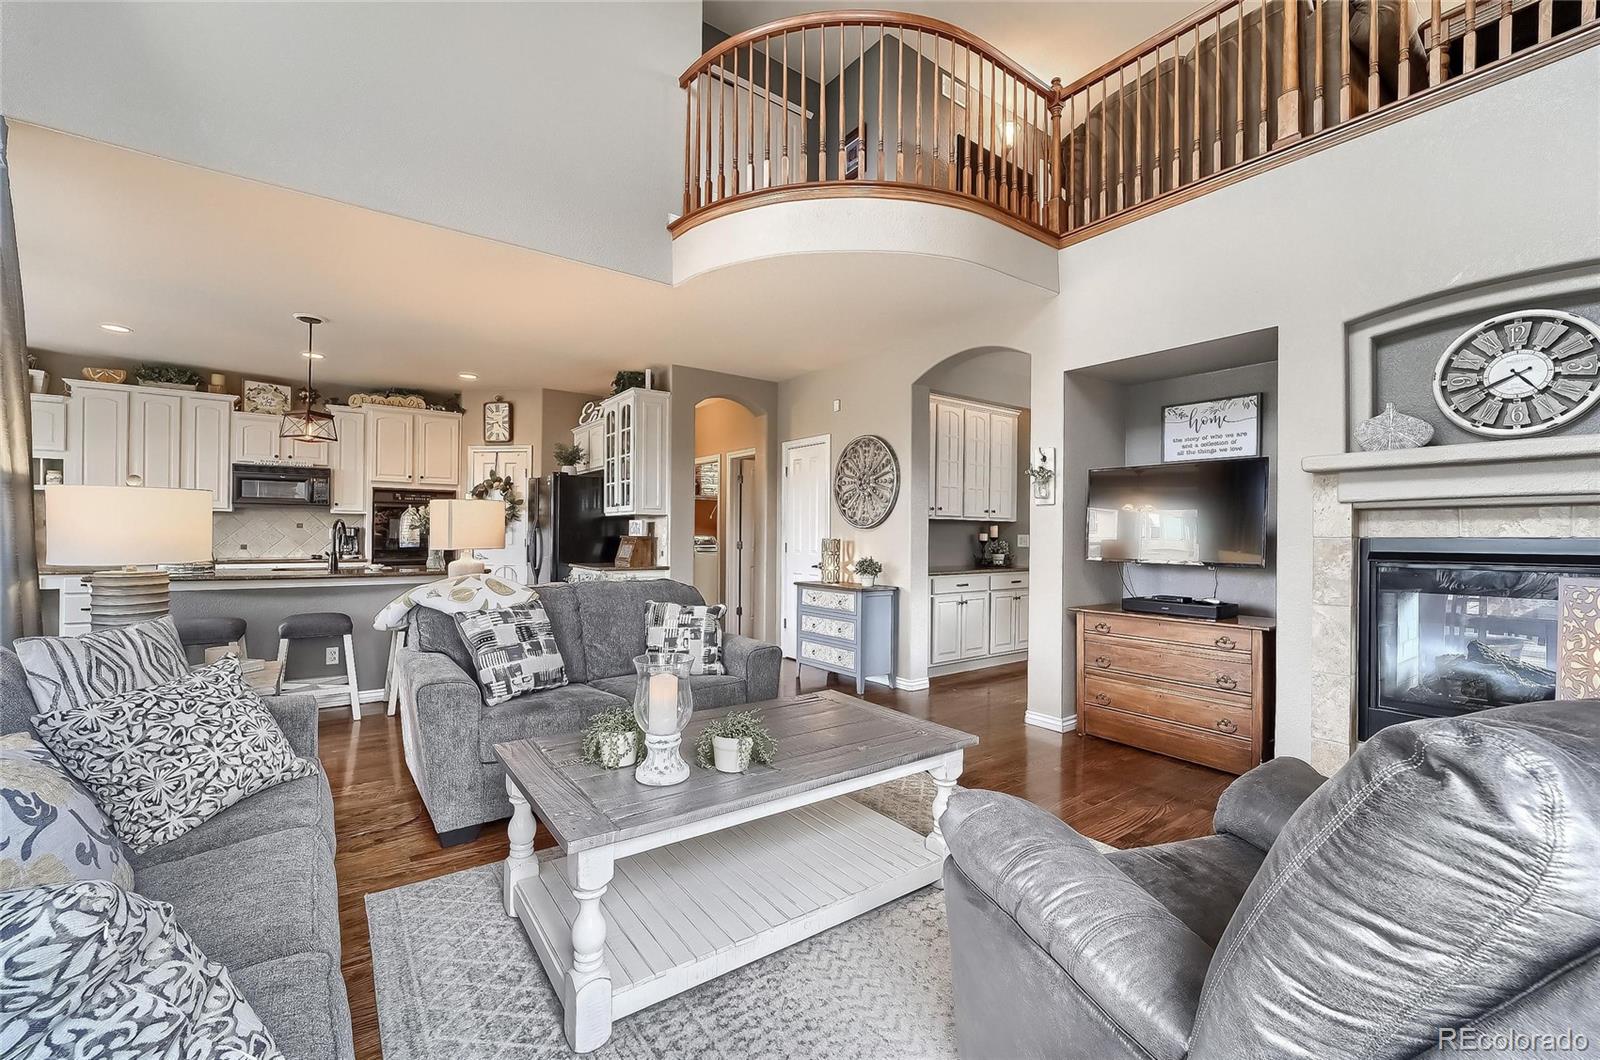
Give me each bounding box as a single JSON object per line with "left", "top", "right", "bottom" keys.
{"left": 893, "top": 676, "right": 931, "bottom": 691}
{"left": 927, "top": 651, "right": 1028, "bottom": 680}
{"left": 1024, "top": 710, "right": 1077, "bottom": 734}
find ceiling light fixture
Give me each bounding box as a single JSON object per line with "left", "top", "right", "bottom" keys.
{"left": 280, "top": 314, "right": 338, "bottom": 444}
{"left": 458, "top": 372, "right": 478, "bottom": 380}
{"left": 301, "top": 351, "right": 324, "bottom": 360}
{"left": 99, "top": 323, "right": 132, "bottom": 334}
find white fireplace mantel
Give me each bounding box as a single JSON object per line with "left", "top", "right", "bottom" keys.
{"left": 1301, "top": 435, "right": 1600, "bottom": 507}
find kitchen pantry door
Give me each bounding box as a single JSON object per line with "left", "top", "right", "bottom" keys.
{"left": 779, "top": 435, "right": 830, "bottom": 658}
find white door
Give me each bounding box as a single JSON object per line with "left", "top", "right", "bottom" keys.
{"left": 959, "top": 591, "right": 990, "bottom": 659}
{"left": 989, "top": 590, "right": 1017, "bottom": 654}
{"left": 961, "top": 408, "right": 990, "bottom": 519}
{"left": 182, "top": 398, "right": 232, "bottom": 510}
{"left": 988, "top": 410, "right": 1018, "bottom": 522}
{"left": 414, "top": 414, "right": 460, "bottom": 487}
{"left": 70, "top": 388, "right": 129, "bottom": 486}
{"left": 368, "top": 410, "right": 415, "bottom": 484}
{"left": 128, "top": 392, "right": 182, "bottom": 489}
{"left": 932, "top": 401, "right": 965, "bottom": 517}
{"left": 930, "top": 593, "right": 965, "bottom": 665}
{"left": 780, "top": 436, "right": 831, "bottom": 658}
{"left": 232, "top": 413, "right": 283, "bottom": 464}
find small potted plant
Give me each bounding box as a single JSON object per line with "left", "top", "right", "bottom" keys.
{"left": 853, "top": 556, "right": 883, "bottom": 587}
{"left": 985, "top": 537, "right": 1012, "bottom": 568}
{"left": 581, "top": 704, "right": 645, "bottom": 769}
{"left": 552, "top": 443, "right": 585, "bottom": 474}
{"left": 695, "top": 710, "right": 777, "bottom": 774}
{"left": 135, "top": 363, "right": 203, "bottom": 391}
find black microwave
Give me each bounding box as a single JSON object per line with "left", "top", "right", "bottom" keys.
{"left": 232, "top": 463, "right": 331, "bottom": 507}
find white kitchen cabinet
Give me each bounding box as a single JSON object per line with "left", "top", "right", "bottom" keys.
{"left": 30, "top": 395, "right": 68, "bottom": 457}
{"left": 958, "top": 590, "right": 990, "bottom": 659}
{"left": 987, "top": 409, "right": 1018, "bottom": 522}
{"left": 68, "top": 383, "right": 130, "bottom": 487}
{"left": 929, "top": 592, "right": 965, "bottom": 666}
{"left": 571, "top": 418, "right": 604, "bottom": 473}
{"left": 330, "top": 407, "right": 368, "bottom": 513}
{"left": 988, "top": 587, "right": 1029, "bottom": 654}
{"left": 929, "top": 395, "right": 1021, "bottom": 522}
{"left": 283, "top": 437, "right": 332, "bottom": 468}
{"left": 930, "top": 572, "right": 1028, "bottom": 674}
{"left": 366, "top": 408, "right": 416, "bottom": 485}
{"left": 231, "top": 413, "right": 283, "bottom": 464}
{"left": 414, "top": 411, "right": 461, "bottom": 488}
{"left": 960, "top": 408, "right": 991, "bottom": 519}
{"left": 127, "top": 392, "right": 183, "bottom": 489}
{"left": 181, "top": 394, "right": 234, "bottom": 510}
{"left": 930, "top": 400, "right": 964, "bottom": 517}
{"left": 601, "top": 388, "right": 670, "bottom": 517}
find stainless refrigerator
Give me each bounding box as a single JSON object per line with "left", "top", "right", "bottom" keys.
{"left": 546, "top": 471, "right": 630, "bottom": 582}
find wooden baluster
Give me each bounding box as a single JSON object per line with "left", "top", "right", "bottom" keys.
{"left": 780, "top": 34, "right": 790, "bottom": 184}
{"left": 1537, "top": 0, "right": 1554, "bottom": 42}
{"left": 1258, "top": 0, "right": 1269, "bottom": 152}
{"left": 1049, "top": 83, "right": 1064, "bottom": 231}
{"left": 748, "top": 42, "right": 757, "bottom": 189}
{"left": 1503, "top": 0, "right": 1517, "bottom": 55}
{"left": 1397, "top": 2, "right": 1412, "bottom": 100}
{"left": 1586, "top": 0, "right": 1599, "bottom": 25}
{"left": 1212, "top": 14, "right": 1224, "bottom": 172}
{"left": 948, "top": 38, "right": 960, "bottom": 191}
{"left": 699, "top": 72, "right": 711, "bottom": 204}
{"left": 1464, "top": 0, "right": 1478, "bottom": 72}
{"left": 858, "top": 23, "right": 866, "bottom": 179}
{"left": 1007, "top": 74, "right": 1019, "bottom": 213}
{"left": 838, "top": 24, "right": 846, "bottom": 178}
{"left": 898, "top": 33, "right": 908, "bottom": 179}
{"left": 1428, "top": 0, "right": 1444, "bottom": 85}
{"left": 718, "top": 54, "right": 727, "bottom": 198}
{"left": 915, "top": 28, "right": 925, "bottom": 184}
{"left": 1234, "top": 6, "right": 1246, "bottom": 165}
{"left": 960, "top": 46, "right": 970, "bottom": 193}
{"left": 762, "top": 35, "right": 773, "bottom": 189}
{"left": 1113, "top": 65, "right": 1125, "bottom": 211}
{"left": 1132, "top": 56, "right": 1143, "bottom": 205}
{"left": 932, "top": 33, "right": 942, "bottom": 188}
{"left": 1031, "top": 87, "right": 1041, "bottom": 222}
{"left": 1154, "top": 43, "right": 1164, "bottom": 197}
{"left": 983, "top": 58, "right": 993, "bottom": 202}
{"left": 1313, "top": 1, "right": 1326, "bottom": 132}
{"left": 683, "top": 84, "right": 692, "bottom": 213}
{"left": 1369, "top": 0, "right": 1382, "bottom": 114}
{"left": 1339, "top": 0, "right": 1353, "bottom": 122}
{"left": 878, "top": 25, "right": 887, "bottom": 181}
{"left": 1169, "top": 38, "right": 1181, "bottom": 189}
{"left": 1192, "top": 29, "right": 1203, "bottom": 180}
{"left": 799, "top": 29, "right": 808, "bottom": 183}
{"left": 1278, "top": 0, "right": 1302, "bottom": 145}
{"left": 1097, "top": 79, "right": 1108, "bottom": 219}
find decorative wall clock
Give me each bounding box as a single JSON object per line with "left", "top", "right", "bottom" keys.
{"left": 1433, "top": 309, "right": 1600, "bottom": 437}
{"left": 483, "top": 398, "right": 512, "bottom": 443}
{"left": 833, "top": 435, "right": 900, "bottom": 529}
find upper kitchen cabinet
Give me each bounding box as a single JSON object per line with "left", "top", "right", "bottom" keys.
{"left": 231, "top": 412, "right": 283, "bottom": 464}
{"left": 29, "top": 395, "right": 68, "bottom": 457}
{"left": 65, "top": 380, "right": 234, "bottom": 509}
{"left": 67, "top": 382, "right": 130, "bottom": 487}
{"left": 129, "top": 391, "right": 183, "bottom": 489}
{"left": 414, "top": 411, "right": 461, "bottom": 488}
{"left": 181, "top": 394, "right": 235, "bottom": 510}
{"left": 601, "top": 388, "right": 669, "bottom": 517}
{"left": 329, "top": 407, "right": 367, "bottom": 513}
{"left": 928, "top": 394, "right": 1020, "bottom": 522}
{"left": 571, "top": 415, "right": 604, "bottom": 474}
{"left": 366, "top": 406, "right": 460, "bottom": 489}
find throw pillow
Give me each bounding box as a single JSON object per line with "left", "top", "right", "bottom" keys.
{"left": 0, "top": 880, "right": 283, "bottom": 1059}
{"left": 0, "top": 734, "right": 133, "bottom": 891}
{"left": 373, "top": 574, "right": 536, "bottom": 631}
{"left": 13, "top": 615, "right": 189, "bottom": 716}
{"left": 454, "top": 603, "right": 569, "bottom": 705}
{"left": 645, "top": 601, "right": 727, "bottom": 676}
{"left": 30, "top": 655, "right": 317, "bottom": 854}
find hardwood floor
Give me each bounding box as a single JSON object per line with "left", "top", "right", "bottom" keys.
{"left": 319, "top": 660, "right": 1235, "bottom": 1060}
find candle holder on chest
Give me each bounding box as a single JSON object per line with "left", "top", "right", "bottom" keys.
{"left": 632, "top": 653, "right": 694, "bottom": 786}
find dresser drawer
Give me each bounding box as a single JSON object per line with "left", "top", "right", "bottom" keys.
{"left": 800, "top": 587, "right": 856, "bottom": 614}
{"left": 931, "top": 574, "right": 988, "bottom": 595}
{"left": 1082, "top": 633, "right": 1254, "bottom": 694}
{"left": 1079, "top": 611, "right": 1253, "bottom": 654}
{"left": 799, "top": 639, "right": 856, "bottom": 671}
{"left": 1082, "top": 705, "right": 1254, "bottom": 774}
{"left": 1083, "top": 674, "right": 1253, "bottom": 739}
{"left": 800, "top": 613, "right": 857, "bottom": 642}
{"left": 987, "top": 571, "right": 1029, "bottom": 591}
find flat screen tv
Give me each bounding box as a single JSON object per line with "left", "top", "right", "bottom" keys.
{"left": 1085, "top": 456, "right": 1269, "bottom": 567}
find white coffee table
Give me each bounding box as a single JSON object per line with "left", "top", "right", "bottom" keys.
{"left": 496, "top": 688, "right": 977, "bottom": 1052}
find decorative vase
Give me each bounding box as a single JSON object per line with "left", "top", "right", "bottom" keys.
{"left": 27, "top": 369, "right": 46, "bottom": 394}
{"left": 632, "top": 653, "right": 692, "bottom": 786}
{"left": 861, "top": 574, "right": 877, "bottom": 587}
{"left": 560, "top": 464, "right": 576, "bottom": 475}
{"left": 1354, "top": 403, "right": 1433, "bottom": 452}
{"left": 711, "top": 735, "right": 752, "bottom": 773}
{"left": 598, "top": 732, "right": 638, "bottom": 769}
{"left": 820, "top": 538, "right": 842, "bottom": 583}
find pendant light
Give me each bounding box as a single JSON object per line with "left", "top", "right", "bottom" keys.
{"left": 280, "top": 313, "right": 338, "bottom": 443}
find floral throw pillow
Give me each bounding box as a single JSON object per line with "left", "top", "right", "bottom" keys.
{"left": 0, "top": 881, "right": 283, "bottom": 1059}
{"left": 454, "top": 603, "right": 569, "bottom": 705}
{"left": 30, "top": 655, "right": 317, "bottom": 854}
{"left": 645, "top": 601, "right": 727, "bottom": 676}
{"left": 0, "top": 734, "right": 133, "bottom": 891}
{"left": 13, "top": 615, "right": 189, "bottom": 716}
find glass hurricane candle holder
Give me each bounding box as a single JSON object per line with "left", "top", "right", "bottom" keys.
{"left": 632, "top": 653, "right": 693, "bottom": 786}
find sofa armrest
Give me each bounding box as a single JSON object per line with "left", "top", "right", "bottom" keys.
{"left": 1212, "top": 756, "right": 1325, "bottom": 853}
{"left": 395, "top": 648, "right": 490, "bottom": 833}
{"left": 942, "top": 789, "right": 1209, "bottom": 1060}
{"left": 261, "top": 692, "right": 320, "bottom": 759}
{"left": 722, "top": 634, "right": 782, "bottom": 702}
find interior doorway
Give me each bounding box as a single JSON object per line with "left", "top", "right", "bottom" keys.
{"left": 692, "top": 398, "right": 766, "bottom": 635}
{"left": 725, "top": 450, "right": 760, "bottom": 636}
{"left": 779, "top": 435, "right": 831, "bottom": 658}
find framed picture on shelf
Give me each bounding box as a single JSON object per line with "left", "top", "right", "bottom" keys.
{"left": 241, "top": 380, "right": 292, "bottom": 415}
{"left": 1162, "top": 394, "right": 1262, "bottom": 462}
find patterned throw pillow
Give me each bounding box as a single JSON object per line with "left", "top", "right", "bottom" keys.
{"left": 645, "top": 601, "right": 727, "bottom": 676}
{"left": 0, "top": 881, "right": 283, "bottom": 1059}
{"left": 454, "top": 603, "right": 568, "bottom": 705}
{"left": 0, "top": 734, "right": 133, "bottom": 891}
{"left": 13, "top": 615, "right": 189, "bottom": 716}
{"left": 30, "top": 656, "right": 318, "bottom": 854}
{"left": 373, "top": 574, "right": 536, "bottom": 631}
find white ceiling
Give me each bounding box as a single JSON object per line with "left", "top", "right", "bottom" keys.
{"left": 704, "top": 1, "right": 1201, "bottom": 86}
{"left": 10, "top": 123, "right": 1053, "bottom": 394}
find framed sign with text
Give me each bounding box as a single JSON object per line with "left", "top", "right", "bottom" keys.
{"left": 1162, "top": 394, "right": 1262, "bottom": 461}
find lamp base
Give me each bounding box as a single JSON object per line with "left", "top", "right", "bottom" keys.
{"left": 634, "top": 732, "right": 689, "bottom": 786}
{"left": 89, "top": 569, "right": 171, "bottom": 632}
{"left": 446, "top": 556, "right": 488, "bottom": 577}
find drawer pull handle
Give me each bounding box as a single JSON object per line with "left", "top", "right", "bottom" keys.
{"left": 1215, "top": 718, "right": 1238, "bottom": 734}
{"left": 1215, "top": 674, "right": 1238, "bottom": 690}
{"left": 1214, "top": 635, "right": 1237, "bottom": 650}
{"left": 1091, "top": 692, "right": 1110, "bottom": 705}
{"left": 1093, "top": 656, "right": 1111, "bottom": 668}
{"left": 1092, "top": 621, "right": 1111, "bottom": 633}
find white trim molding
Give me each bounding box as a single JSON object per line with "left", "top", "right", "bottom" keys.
{"left": 1024, "top": 710, "right": 1076, "bottom": 734}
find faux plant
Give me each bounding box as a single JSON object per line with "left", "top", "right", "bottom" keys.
{"left": 468, "top": 472, "right": 523, "bottom": 524}
{"left": 985, "top": 537, "right": 1011, "bottom": 557}
{"left": 136, "top": 363, "right": 203, "bottom": 385}
{"left": 552, "top": 442, "right": 585, "bottom": 467}
{"left": 611, "top": 370, "right": 647, "bottom": 395}
{"left": 1027, "top": 463, "right": 1055, "bottom": 486}
{"left": 853, "top": 557, "right": 883, "bottom": 578}
{"left": 694, "top": 710, "right": 777, "bottom": 770}
{"left": 580, "top": 704, "right": 645, "bottom": 768}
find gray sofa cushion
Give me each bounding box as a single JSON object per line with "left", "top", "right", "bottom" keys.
{"left": 132, "top": 826, "right": 341, "bottom": 972}
{"left": 1, "top": 648, "right": 32, "bottom": 736}
{"left": 233, "top": 950, "right": 355, "bottom": 1060}
{"left": 130, "top": 768, "right": 335, "bottom": 870}
{"left": 478, "top": 682, "right": 628, "bottom": 763}
{"left": 407, "top": 607, "right": 477, "bottom": 677}
{"left": 531, "top": 582, "right": 588, "bottom": 684}
{"left": 574, "top": 579, "right": 704, "bottom": 680}
{"left": 590, "top": 673, "right": 749, "bottom": 711}
{"left": 1104, "top": 833, "right": 1263, "bottom": 949}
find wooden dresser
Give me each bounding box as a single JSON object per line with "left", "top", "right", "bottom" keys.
{"left": 1073, "top": 604, "right": 1274, "bottom": 774}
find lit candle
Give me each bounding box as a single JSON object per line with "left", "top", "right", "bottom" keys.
{"left": 990, "top": 524, "right": 999, "bottom": 537}
{"left": 647, "top": 671, "right": 679, "bottom": 734}
{"left": 978, "top": 532, "right": 988, "bottom": 543}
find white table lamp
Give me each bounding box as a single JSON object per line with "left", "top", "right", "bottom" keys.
{"left": 45, "top": 484, "right": 213, "bottom": 631}
{"left": 428, "top": 499, "right": 506, "bottom": 577}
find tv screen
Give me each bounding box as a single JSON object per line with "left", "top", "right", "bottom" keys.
{"left": 1086, "top": 457, "right": 1269, "bottom": 567}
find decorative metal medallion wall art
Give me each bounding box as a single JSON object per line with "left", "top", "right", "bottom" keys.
{"left": 833, "top": 435, "right": 901, "bottom": 529}
{"left": 1433, "top": 309, "right": 1600, "bottom": 437}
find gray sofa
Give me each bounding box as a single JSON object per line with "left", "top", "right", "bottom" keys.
{"left": 0, "top": 647, "right": 353, "bottom": 1060}
{"left": 941, "top": 698, "right": 1600, "bottom": 1059}
{"left": 395, "top": 578, "right": 783, "bottom": 844}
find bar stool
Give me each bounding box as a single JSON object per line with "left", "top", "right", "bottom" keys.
{"left": 275, "top": 611, "right": 362, "bottom": 720}
{"left": 174, "top": 616, "right": 248, "bottom": 666}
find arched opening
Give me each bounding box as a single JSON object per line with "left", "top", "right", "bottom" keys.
{"left": 690, "top": 396, "right": 768, "bottom": 639}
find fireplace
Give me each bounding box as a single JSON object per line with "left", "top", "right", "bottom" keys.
{"left": 1358, "top": 537, "right": 1600, "bottom": 739}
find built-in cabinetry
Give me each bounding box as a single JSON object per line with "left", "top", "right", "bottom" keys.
{"left": 929, "top": 395, "right": 1018, "bottom": 521}
{"left": 1074, "top": 605, "right": 1274, "bottom": 775}
{"left": 600, "top": 388, "right": 669, "bottom": 516}
{"left": 62, "top": 381, "right": 236, "bottom": 510}
{"left": 366, "top": 407, "right": 460, "bottom": 489}
{"left": 929, "top": 570, "right": 1029, "bottom": 671}
{"left": 570, "top": 416, "right": 604, "bottom": 474}
{"left": 29, "top": 395, "right": 68, "bottom": 457}
{"left": 231, "top": 407, "right": 367, "bottom": 513}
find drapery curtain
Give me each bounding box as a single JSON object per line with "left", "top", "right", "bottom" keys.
{"left": 0, "top": 117, "right": 42, "bottom": 646}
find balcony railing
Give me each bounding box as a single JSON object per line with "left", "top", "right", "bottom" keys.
{"left": 672, "top": 4, "right": 1598, "bottom": 247}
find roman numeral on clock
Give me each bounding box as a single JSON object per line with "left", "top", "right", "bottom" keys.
{"left": 1531, "top": 394, "right": 1565, "bottom": 421}
{"left": 1504, "top": 319, "right": 1531, "bottom": 348}
{"left": 1551, "top": 331, "right": 1594, "bottom": 358}
{"left": 1450, "top": 388, "right": 1488, "bottom": 413}
{"left": 1472, "top": 330, "right": 1505, "bottom": 356}
{"left": 1450, "top": 351, "right": 1489, "bottom": 371}
{"left": 1558, "top": 354, "right": 1598, "bottom": 376}
{"left": 1532, "top": 320, "right": 1568, "bottom": 350}
{"left": 1505, "top": 400, "right": 1531, "bottom": 427}
{"left": 1471, "top": 397, "right": 1504, "bottom": 426}
{"left": 1552, "top": 378, "right": 1595, "bottom": 402}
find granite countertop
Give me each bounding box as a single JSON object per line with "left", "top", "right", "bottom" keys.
{"left": 44, "top": 564, "right": 436, "bottom": 584}
{"left": 929, "top": 566, "right": 1029, "bottom": 576}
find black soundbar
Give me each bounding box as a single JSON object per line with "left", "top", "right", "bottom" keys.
{"left": 1121, "top": 595, "right": 1239, "bottom": 621}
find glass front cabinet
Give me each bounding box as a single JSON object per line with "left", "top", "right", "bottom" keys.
{"left": 600, "top": 387, "right": 670, "bottom": 517}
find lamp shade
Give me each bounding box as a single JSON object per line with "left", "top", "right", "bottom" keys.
{"left": 44, "top": 485, "right": 213, "bottom": 567}
{"left": 427, "top": 499, "right": 506, "bottom": 551}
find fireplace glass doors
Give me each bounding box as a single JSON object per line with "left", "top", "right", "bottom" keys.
{"left": 1359, "top": 539, "right": 1600, "bottom": 738}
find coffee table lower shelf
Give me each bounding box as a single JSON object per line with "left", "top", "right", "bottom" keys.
{"left": 508, "top": 795, "right": 943, "bottom": 1026}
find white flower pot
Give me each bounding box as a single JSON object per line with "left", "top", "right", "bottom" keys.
{"left": 600, "top": 732, "right": 637, "bottom": 769}
{"left": 27, "top": 369, "right": 47, "bottom": 394}
{"left": 560, "top": 465, "right": 576, "bottom": 475}
{"left": 712, "top": 735, "right": 752, "bottom": 773}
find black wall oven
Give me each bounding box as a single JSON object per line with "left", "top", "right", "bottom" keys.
{"left": 371, "top": 488, "right": 452, "bottom": 566}
{"left": 232, "top": 463, "right": 331, "bottom": 507}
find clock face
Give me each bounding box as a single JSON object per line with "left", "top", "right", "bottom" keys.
{"left": 1432, "top": 309, "right": 1600, "bottom": 437}
{"left": 483, "top": 401, "right": 511, "bottom": 443}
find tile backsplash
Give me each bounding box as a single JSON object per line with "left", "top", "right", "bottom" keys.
{"left": 213, "top": 509, "right": 364, "bottom": 560}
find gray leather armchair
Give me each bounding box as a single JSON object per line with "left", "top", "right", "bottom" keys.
{"left": 942, "top": 700, "right": 1600, "bottom": 1059}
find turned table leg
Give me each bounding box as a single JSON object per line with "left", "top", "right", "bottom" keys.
{"left": 563, "top": 848, "right": 616, "bottom": 1053}
{"left": 503, "top": 775, "right": 538, "bottom": 917}
{"left": 925, "top": 750, "right": 965, "bottom": 886}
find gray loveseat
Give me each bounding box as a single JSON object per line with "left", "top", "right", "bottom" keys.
{"left": 395, "top": 578, "right": 783, "bottom": 845}
{"left": 941, "top": 699, "right": 1600, "bottom": 1059}
{"left": 0, "top": 647, "right": 353, "bottom": 1060}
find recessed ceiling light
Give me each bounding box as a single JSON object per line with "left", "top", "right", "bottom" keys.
{"left": 99, "top": 322, "right": 132, "bottom": 334}
{"left": 458, "top": 372, "right": 478, "bottom": 380}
